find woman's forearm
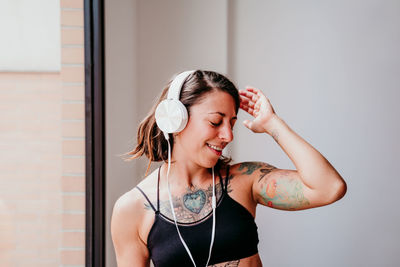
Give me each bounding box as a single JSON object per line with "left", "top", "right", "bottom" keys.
{"left": 263, "top": 114, "right": 347, "bottom": 200}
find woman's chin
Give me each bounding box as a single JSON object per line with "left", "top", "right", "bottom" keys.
{"left": 201, "top": 158, "right": 220, "bottom": 169}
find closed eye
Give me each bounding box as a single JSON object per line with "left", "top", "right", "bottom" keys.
{"left": 210, "top": 121, "right": 222, "bottom": 127}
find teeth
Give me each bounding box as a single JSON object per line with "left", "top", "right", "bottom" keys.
{"left": 207, "top": 144, "right": 223, "bottom": 151}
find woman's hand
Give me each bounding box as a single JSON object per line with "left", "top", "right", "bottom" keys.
{"left": 239, "top": 87, "right": 277, "bottom": 134}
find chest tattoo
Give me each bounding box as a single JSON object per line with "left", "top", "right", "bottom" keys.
{"left": 157, "top": 182, "right": 224, "bottom": 223}
{"left": 183, "top": 190, "right": 206, "bottom": 214}
{"left": 142, "top": 168, "right": 236, "bottom": 223}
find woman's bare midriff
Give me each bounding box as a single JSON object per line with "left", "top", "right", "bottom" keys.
{"left": 209, "top": 253, "right": 262, "bottom": 267}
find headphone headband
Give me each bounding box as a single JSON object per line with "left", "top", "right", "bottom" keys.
{"left": 167, "top": 70, "right": 195, "bottom": 100}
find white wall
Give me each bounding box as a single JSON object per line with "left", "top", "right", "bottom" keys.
{"left": 106, "top": 1, "right": 228, "bottom": 266}
{"left": 106, "top": 0, "right": 400, "bottom": 266}
{"left": 231, "top": 1, "right": 400, "bottom": 266}
{"left": 135, "top": 0, "right": 229, "bottom": 175}
{"left": 105, "top": 1, "right": 139, "bottom": 266}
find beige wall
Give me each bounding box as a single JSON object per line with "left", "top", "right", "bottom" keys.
{"left": 0, "top": 0, "right": 85, "bottom": 266}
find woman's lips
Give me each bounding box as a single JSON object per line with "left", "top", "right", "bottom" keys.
{"left": 206, "top": 144, "right": 222, "bottom": 156}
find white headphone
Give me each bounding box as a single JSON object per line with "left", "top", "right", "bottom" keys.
{"left": 154, "top": 70, "right": 217, "bottom": 267}
{"left": 155, "top": 70, "right": 195, "bottom": 139}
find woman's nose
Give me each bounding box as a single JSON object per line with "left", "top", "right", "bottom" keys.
{"left": 219, "top": 125, "right": 233, "bottom": 143}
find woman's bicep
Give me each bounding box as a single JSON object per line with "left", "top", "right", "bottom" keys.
{"left": 111, "top": 193, "right": 150, "bottom": 267}
{"left": 252, "top": 168, "right": 329, "bottom": 211}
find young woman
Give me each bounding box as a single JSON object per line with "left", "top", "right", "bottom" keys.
{"left": 111, "top": 70, "right": 347, "bottom": 267}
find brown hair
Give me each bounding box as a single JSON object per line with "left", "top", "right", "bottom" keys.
{"left": 121, "top": 70, "right": 240, "bottom": 174}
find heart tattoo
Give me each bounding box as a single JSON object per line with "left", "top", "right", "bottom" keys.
{"left": 183, "top": 190, "right": 207, "bottom": 214}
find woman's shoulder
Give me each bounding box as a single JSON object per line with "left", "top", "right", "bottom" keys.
{"left": 223, "top": 161, "right": 277, "bottom": 193}
{"left": 112, "top": 167, "right": 159, "bottom": 222}
{"left": 112, "top": 188, "right": 144, "bottom": 223}
{"left": 111, "top": 189, "right": 144, "bottom": 248}
{"left": 228, "top": 161, "right": 277, "bottom": 176}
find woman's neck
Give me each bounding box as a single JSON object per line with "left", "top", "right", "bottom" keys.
{"left": 161, "top": 161, "right": 213, "bottom": 190}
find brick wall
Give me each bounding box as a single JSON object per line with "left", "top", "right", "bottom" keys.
{"left": 60, "top": 0, "right": 85, "bottom": 266}
{"left": 0, "top": 0, "right": 85, "bottom": 266}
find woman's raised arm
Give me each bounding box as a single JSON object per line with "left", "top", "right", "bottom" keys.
{"left": 239, "top": 87, "right": 347, "bottom": 210}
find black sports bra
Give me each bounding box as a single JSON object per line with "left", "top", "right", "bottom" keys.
{"left": 135, "top": 165, "right": 259, "bottom": 266}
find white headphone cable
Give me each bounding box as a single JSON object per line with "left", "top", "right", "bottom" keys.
{"left": 205, "top": 166, "right": 217, "bottom": 267}
{"left": 164, "top": 133, "right": 216, "bottom": 267}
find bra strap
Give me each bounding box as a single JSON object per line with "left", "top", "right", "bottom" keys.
{"left": 157, "top": 166, "right": 161, "bottom": 211}
{"left": 135, "top": 186, "right": 156, "bottom": 212}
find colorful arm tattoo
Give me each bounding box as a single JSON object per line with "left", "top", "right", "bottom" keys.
{"left": 259, "top": 172, "right": 310, "bottom": 210}
{"left": 238, "top": 162, "right": 309, "bottom": 210}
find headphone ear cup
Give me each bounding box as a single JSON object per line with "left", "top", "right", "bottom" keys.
{"left": 155, "top": 99, "right": 188, "bottom": 134}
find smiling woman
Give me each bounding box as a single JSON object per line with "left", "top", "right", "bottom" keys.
{"left": 110, "top": 70, "right": 346, "bottom": 267}
{"left": 173, "top": 89, "right": 237, "bottom": 169}
{"left": 125, "top": 71, "right": 240, "bottom": 171}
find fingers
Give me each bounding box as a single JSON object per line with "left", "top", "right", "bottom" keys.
{"left": 239, "top": 89, "right": 259, "bottom": 103}
{"left": 240, "top": 97, "right": 256, "bottom": 115}
{"left": 241, "top": 96, "right": 261, "bottom": 110}
{"left": 240, "top": 102, "right": 260, "bottom": 117}
{"left": 239, "top": 86, "right": 265, "bottom": 102}
{"left": 239, "top": 95, "right": 255, "bottom": 108}
{"left": 240, "top": 102, "right": 255, "bottom": 116}
{"left": 246, "top": 87, "right": 261, "bottom": 94}
{"left": 245, "top": 87, "right": 264, "bottom": 98}
{"left": 239, "top": 86, "right": 268, "bottom": 117}
{"left": 240, "top": 89, "right": 257, "bottom": 116}
{"left": 240, "top": 102, "right": 261, "bottom": 117}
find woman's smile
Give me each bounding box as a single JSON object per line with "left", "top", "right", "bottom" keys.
{"left": 206, "top": 143, "right": 223, "bottom": 156}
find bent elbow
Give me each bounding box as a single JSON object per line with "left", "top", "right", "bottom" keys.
{"left": 331, "top": 178, "right": 347, "bottom": 203}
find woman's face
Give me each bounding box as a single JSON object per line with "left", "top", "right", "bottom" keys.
{"left": 173, "top": 89, "right": 238, "bottom": 168}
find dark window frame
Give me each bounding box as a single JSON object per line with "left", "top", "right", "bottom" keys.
{"left": 84, "top": 0, "right": 105, "bottom": 266}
